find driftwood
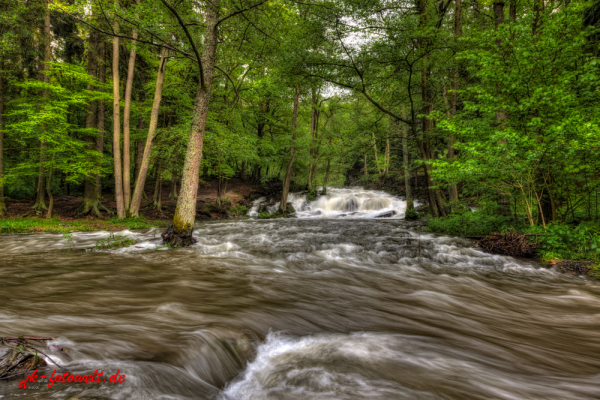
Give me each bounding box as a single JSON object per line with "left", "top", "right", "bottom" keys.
{"left": 475, "top": 232, "right": 538, "bottom": 257}
{"left": 0, "top": 337, "right": 63, "bottom": 379}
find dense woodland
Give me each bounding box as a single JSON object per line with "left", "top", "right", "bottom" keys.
{"left": 2, "top": 0, "right": 600, "bottom": 246}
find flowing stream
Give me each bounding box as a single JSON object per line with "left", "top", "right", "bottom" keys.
{"left": 1, "top": 189, "right": 600, "bottom": 399}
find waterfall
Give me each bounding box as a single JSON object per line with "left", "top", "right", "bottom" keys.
{"left": 248, "top": 187, "right": 413, "bottom": 219}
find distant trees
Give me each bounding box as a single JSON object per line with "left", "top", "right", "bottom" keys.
{"left": 1, "top": 0, "right": 599, "bottom": 241}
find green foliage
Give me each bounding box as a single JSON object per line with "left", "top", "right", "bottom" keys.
{"left": 405, "top": 208, "right": 418, "bottom": 221}
{"left": 532, "top": 223, "right": 600, "bottom": 262}
{"left": 94, "top": 233, "right": 136, "bottom": 250}
{"left": 257, "top": 211, "right": 272, "bottom": 219}
{"left": 306, "top": 188, "right": 317, "bottom": 202}
{"left": 230, "top": 204, "right": 248, "bottom": 216}
{"left": 428, "top": 204, "right": 517, "bottom": 237}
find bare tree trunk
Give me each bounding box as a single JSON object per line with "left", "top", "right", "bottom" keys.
{"left": 371, "top": 132, "right": 382, "bottom": 175}
{"left": 307, "top": 87, "right": 317, "bottom": 190}
{"left": 79, "top": 30, "right": 104, "bottom": 217}
{"left": 401, "top": 108, "right": 413, "bottom": 212}
{"left": 0, "top": 71, "right": 6, "bottom": 215}
{"left": 97, "top": 39, "right": 106, "bottom": 199}
{"left": 384, "top": 133, "right": 390, "bottom": 174}
{"left": 151, "top": 162, "right": 163, "bottom": 209}
{"left": 167, "top": 1, "right": 220, "bottom": 246}
{"left": 240, "top": 161, "right": 246, "bottom": 180}
{"left": 322, "top": 116, "right": 333, "bottom": 195}
{"left": 34, "top": 0, "right": 51, "bottom": 212}
{"left": 363, "top": 152, "right": 369, "bottom": 183}
{"left": 112, "top": 16, "right": 125, "bottom": 219}
{"left": 447, "top": 0, "right": 461, "bottom": 208}
{"left": 122, "top": 30, "right": 138, "bottom": 211}
{"left": 45, "top": 157, "right": 54, "bottom": 219}
{"left": 280, "top": 86, "right": 300, "bottom": 214}
{"left": 130, "top": 48, "right": 168, "bottom": 216}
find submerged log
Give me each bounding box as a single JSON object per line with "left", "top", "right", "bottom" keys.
{"left": 475, "top": 232, "right": 537, "bottom": 257}
{"left": 0, "top": 347, "right": 46, "bottom": 379}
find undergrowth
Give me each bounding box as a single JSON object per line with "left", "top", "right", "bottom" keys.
{"left": 427, "top": 204, "right": 517, "bottom": 237}
{"left": 0, "top": 216, "right": 166, "bottom": 234}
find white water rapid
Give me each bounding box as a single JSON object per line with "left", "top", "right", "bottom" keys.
{"left": 248, "top": 187, "right": 413, "bottom": 218}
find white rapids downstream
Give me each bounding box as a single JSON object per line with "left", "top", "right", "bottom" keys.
{"left": 1, "top": 189, "right": 599, "bottom": 400}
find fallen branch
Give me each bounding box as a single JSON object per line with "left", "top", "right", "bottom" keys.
{"left": 475, "top": 232, "right": 538, "bottom": 257}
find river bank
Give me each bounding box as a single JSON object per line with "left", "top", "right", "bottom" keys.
{"left": 0, "top": 178, "right": 258, "bottom": 229}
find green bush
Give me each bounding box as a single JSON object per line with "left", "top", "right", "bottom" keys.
{"left": 532, "top": 222, "right": 600, "bottom": 262}
{"left": 230, "top": 204, "right": 248, "bottom": 216}
{"left": 428, "top": 204, "right": 516, "bottom": 236}
{"left": 405, "top": 207, "right": 418, "bottom": 221}
{"left": 258, "top": 211, "right": 272, "bottom": 219}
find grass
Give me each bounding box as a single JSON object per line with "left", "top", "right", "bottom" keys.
{"left": 94, "top": 233, "right": 137, "bottom": 249}
{"left": 0, "top": 216, "right": 168, "bottom": 234}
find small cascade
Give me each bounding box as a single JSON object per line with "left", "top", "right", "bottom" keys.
{"left": 248, "top": 187, "right": 413, "bottom": 219}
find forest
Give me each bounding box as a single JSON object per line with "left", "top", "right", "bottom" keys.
{"left": 2, "top": 0, "right": 600, "bottom": 249}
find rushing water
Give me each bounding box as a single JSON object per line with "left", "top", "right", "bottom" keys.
{"left": 248, "top": 187, "right": 414, "bottom": 218}
{"left": 1, "top": 190, "right": 600, "bottom": 399}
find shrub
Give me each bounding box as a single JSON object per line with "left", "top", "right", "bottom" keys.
{"left": 533, "top": 222, "right": 600, "bottom": 262}
{"left": 230, "top": 204, "right": 248, "bottom": 216}
{"left": 428, "top": 204, "right": 516, "bottom": 237}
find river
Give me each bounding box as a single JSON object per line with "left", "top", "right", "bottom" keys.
{"left": 1, "top": 188, "right": 599, "bottom": 399}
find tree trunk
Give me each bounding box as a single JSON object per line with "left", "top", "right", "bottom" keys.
{"left": 280, "top": 86, "right": 300, "bottom": 214}
{"left": 151, "top": 162, "right": 163, "bottom": 209}
{"left": 112, "top": 17, "right": 125, "bottom": 219}
{"left": 34, "top": 0, "right": 51, "bottom": 212}
{"left": 371, "top": 132, "right": 382, "bottom": 175}
{"left": 363, "top": 152, "right": 369, "bottom": 183}
{"left": 45, "top": 158, "right": 54, "bottom": 219}
{"left": 447, "top": 0, "right": 461, "bottom": 208}
{"left": 168, "top": 175, "right": 178, "bottom": 200}
{"left": 122, "top": 30, "right": 138, "bottom": 211}
{"left": 384, "top": 134, "right": 390, "bottom": 174}
{"left": 240, "top": 160, "right": 246, "bottom": 180}
{"left": 97, "top": 39, "right": 106, "bottom": 199}
{"left": 167, "top": 1, "right": 220, "bottom": 246}
{"left": 0, "top": 71, "right": 6, "bottom": 215}
{"left": 129, "top": 48, "right": 168, "bottom": 216}
{"left": 79, "top": 30, "right": 104, "bottom": 217}
{"left": 322, "top": 116, "right": 333, "bottom": 195}
{"left": 401, "top": 109, "right": 413, "bottom": 212}
{"left": 307, "top": 87, "right": 317, "bottom": 190}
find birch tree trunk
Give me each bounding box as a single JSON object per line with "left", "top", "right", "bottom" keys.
{"left": 130, "top": 48, "right": 168, "bottom": 216}
{"left": 166, "top": 1, "right": 220, "bottom": 246}
{"left": 122, "top": 30, "right": 138, "bottom": 211}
